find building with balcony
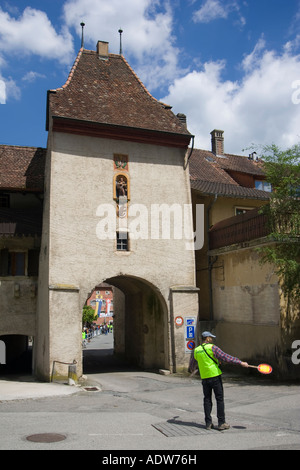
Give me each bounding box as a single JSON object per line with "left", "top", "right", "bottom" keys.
{"left": 0, "top": 48, "right": 299, "bottom": 380}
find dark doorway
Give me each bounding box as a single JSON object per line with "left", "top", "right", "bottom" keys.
{"left": 0, "top": 335, "right": 32, "bottom": 375}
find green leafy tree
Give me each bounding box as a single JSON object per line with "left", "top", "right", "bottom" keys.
{"left": 82, "top": 305, "right": 96, "bottom": 327}
{"left": 257, "top": 143, "right": 300, "bottom": 305}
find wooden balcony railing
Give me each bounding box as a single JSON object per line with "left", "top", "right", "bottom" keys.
{"left": 209, "top": 208, "right": 270, "bottom": 250}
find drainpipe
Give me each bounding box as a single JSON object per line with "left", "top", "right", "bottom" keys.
{"left": 207, "top": 194, "right": 218, "bottom": 321}
{"left": 184, "top": 135, "right": 194, "bottom": 170}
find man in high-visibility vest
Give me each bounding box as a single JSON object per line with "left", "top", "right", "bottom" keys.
{"left": 194, "top": 331, "right": 249, "bottom": 430}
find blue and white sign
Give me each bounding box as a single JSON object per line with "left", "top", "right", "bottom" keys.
{"left": 184, "top": 317, "right": 196, "bottom": 353}
{"left": 186, "top": 325, "right": 195, "bottom": 339}
{"left": 185, "top": 317, "right": 195, "bottom": 326}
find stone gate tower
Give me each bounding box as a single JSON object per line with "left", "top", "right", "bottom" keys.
{"left": 35, "top": 41, "right": 199, "bottom": 380}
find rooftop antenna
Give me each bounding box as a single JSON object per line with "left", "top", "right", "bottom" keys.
{"left": 118, "top": 28, "right": 123, "bottom": 55}
{"left": 80, "top": 22, "right": 85, "bottom": 48}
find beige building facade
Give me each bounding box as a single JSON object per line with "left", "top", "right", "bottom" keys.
{"left": 34, "top": 43, "right": 199, "bottom": 380}
{"left": 189, "top": 134, "right": 300, "bottom": 379}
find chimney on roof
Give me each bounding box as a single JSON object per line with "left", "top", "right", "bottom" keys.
{"left": 211, "top": 129, "right": 224, "bottom": 155}
{"left": 97, "top": 40, "right": 109, "bottom": 59}
{"left": 177, "top": 113, "right": 187, "bottom": 128}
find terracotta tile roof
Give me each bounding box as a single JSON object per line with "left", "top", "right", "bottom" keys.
{"left": 47, "top": 49, "right": 190, "bottom": 138}
{"left": 0, "top": 145, "right": 46, "bottom": 191}
{"left": 215, "top": 152, "right": 265, "bottom": 176}
{"left": 189, "top": 149, "right": 270, "bottom": 200}
{"left": 190, "top": 179, "right": 270, "bottom": 199}
{"left": 189, "top": 149, "right": 264, "bottom": 179}
{"left": 189, "top": 149, "right": 239, "bottom": 185}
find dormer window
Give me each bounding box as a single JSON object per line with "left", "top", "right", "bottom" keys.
{"left": 255, "top": 180, "right": 272, "bottom": 192}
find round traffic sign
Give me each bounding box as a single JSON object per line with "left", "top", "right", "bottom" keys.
{"left": 175, "top": 316, "right": 184, "bottom": 327}
{"left": 186, "top": 340, "right": 195, "bottom": 350}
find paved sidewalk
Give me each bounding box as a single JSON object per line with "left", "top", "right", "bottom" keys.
{"left": 0, "top": 376, "right": 79, "bottom": 401}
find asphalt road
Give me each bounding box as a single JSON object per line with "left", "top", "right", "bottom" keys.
{"left": 0, "top": 333, "right": 300, "bottom": 452}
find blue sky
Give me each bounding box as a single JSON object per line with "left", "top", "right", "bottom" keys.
{"left": 1, "top": 0, "right": 300, "bottom": 154}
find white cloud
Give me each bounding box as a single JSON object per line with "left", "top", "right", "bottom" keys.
{"left": 161, "top": 41, "right": 300, "bottom": 154}
{"left": 0, "top": 75, "right": 20, "bottom": 103}
{"left": 63, "top": 0, "right": 170, "bottom": 54}
{"left": 0, "top": 5, "right": 74, "bottom": 101}
{"left": 284, "top": 34, "right": 300, "bottom": 54}
{"left": 241, "top": 36, "right": 266, "bottom": 72}
{"left": 0, "top": 79, "right": 6, "bottom": 104}
{"left": 193, "top": 0, "right": 229, "bottom": 22}
{"left": 193, "top": 0, "right": 245, "bottom": 26}
{"left": 0, "top": 7, "right": 74, "bottom": 63}
{"left": 22, "top": 71, "right": 46, "bottom": 83}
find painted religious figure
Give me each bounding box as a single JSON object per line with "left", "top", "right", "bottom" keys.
{"left": 116, "top": 175, "right": 128, "bottom": 199}
{"left": 115, "top": 175, "right": 128, "bottom": 218}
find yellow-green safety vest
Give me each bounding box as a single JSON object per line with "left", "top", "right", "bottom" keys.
{"left": 194, "top": 343, "right": 222, "bottom": 379}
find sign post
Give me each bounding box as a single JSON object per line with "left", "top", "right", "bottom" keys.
{"left": 184, "top": 317, "right": 196, "bottom": 353}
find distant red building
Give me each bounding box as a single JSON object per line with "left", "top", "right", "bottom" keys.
{"left": 87, "top": 283, "right": 114, "bottom": 326}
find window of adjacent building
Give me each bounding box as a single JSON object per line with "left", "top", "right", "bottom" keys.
{"left": 235, "top": 207, "right": 254, "bottom": 216}
{"left": 0, "top": 193, "right": 10, "bottom": 208}
{"left": 0, "top": 249, "right": 39, "bottom": 276}
{"left": 255, "top": 180, "right": 272, "bottom": 192}
{"left": 116, "top": 231, "right": 129, "bottom": 251}
{"left": 8, "top": 252, "right": 26, "bottom": 276}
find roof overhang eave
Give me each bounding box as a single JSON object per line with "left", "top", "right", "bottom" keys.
{"left": 50, "top": 116, "right": 193, "bottom": 149}
{"left": 191, "top": 184, "right": 271, "bottom": 201}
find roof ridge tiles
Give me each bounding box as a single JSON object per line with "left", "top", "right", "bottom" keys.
{"left": 51, "top": 47, "right": 84, "bottom": 92}
{"left": 0, "top": 144, "right": 45, "bottom": 151}
{"left": 120, "top": 54, "right": 160, "bottom": 103}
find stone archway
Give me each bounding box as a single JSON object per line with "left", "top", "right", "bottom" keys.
{"left": 84, "top": 275, "right": 169, "bottom": 372}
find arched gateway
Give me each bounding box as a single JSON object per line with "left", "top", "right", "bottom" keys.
{"left": 98, "top": 275, "right": 169, "bottom": 371}
{"left": 35, "top": 42, "right": 199, "bottom": 381}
